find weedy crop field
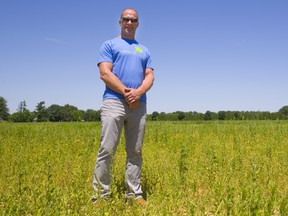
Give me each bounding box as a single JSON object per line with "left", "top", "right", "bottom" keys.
{"left": 1, "top": 121, "right": 288, "bottom": 215}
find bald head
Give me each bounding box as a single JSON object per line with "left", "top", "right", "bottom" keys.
{"left": 120, "top": 8, "right": 139, "bottom": 20}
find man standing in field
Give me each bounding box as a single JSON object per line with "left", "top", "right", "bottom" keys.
{"left": 92, "top": 8, "right": 154, "bottom": 205}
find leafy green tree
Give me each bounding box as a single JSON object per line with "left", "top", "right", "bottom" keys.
{"left": 167, "top": 112, "right": 178, "bottom": 121}
{"left": 234, "top": 111, "right": 243, "bottom": 120}
{"left": 84, "top": 109, "right": 100, "bottom": 121}
{"left": 72, "top": 110, "right": 83, "bottom": 121}
{"left": 9, "top": 100, "right": 33, "bottom": 122}
{"left": 191, "top": 112, "right": 204, "bottom": 121}
{"left": 218, "top": 111, "right": 226, "bottom": 120}
{"left": 158, "top": 112, "right": 168, "bottom": 121}
{"left": 151, "top": 111, "right": 159, "bottom": 121}
{"left": 62, "top": 104, "right": 78, "bottom": 121}
{"left": 47, "top": 104, "right": 63, "bottom": 122}
{"left": 17, "top": 101, "right": 27, "bottom": 113}
{"left": 47, "top": 104, "right": 82, "bottom": 122}
{"left": 35, "top": 101, "right": 49, "bottom": 122}
{"left": 279, "top": 106, "right": 288, "bottom": 116}
{"left": 177, "top": 111, "right": 185, "bottom": 121}
{"left": 0, "top": 96, "right": 9, "bottom": 120}
{"left": 204, "top": 111, "right": 212, "bottom": 120}
{"left": 9, "top": 109, "right": 33, "bottom": 122}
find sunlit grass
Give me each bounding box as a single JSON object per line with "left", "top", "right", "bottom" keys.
{"left": 1, "top": 121, "right": 288, "bottom": 215}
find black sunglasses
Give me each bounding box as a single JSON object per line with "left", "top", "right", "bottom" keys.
{"left": 121, "top": 17, "right": 138, "bottom": 23}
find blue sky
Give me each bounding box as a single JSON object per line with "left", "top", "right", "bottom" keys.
{"left": 1, "top": 0, "right": 287, "bottom": 114}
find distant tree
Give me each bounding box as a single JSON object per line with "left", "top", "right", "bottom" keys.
{"left": 62, "top": 104, "right": 78, "bottom": 121}
{"left": 259, "top": 111, "right": 271, "bottom": 120}
{"left": 84, "top": 109, "right": 100, "bottom": 121}
{"left": 17, "top": 101, "right": 27, "bottom": 113}
{"left": 9, "top": 109, "right": 33, "bottom": 122}
{"left": 72, "top": 110, "right": 83, "bottom": 121}
{"left": 269, "top": 112, "right": 280, "bottom": 120}
{"left": 167, "top": 112, "right": 178, "bottom": 121}
{"left": 204, "top": 111, "right": 212, "bottom": 120}
{"left": 47, "top": 104, "right": 63, "bottom": 122}
{"left": 35, "top": 101, "right": 45, "bottom": 112}
{"left": 35, "top": 101, "right": 49, "bottom": 122}
{"left": 177, "top": 111, "right": 185, "bottom": 121}
{"left": 218, "top": 111, "right": 226, "bottom": 120}
{"left": 151, "top": 111, "right": 159, "bottom": 121}
{"left": 0, "top": 96, "right": 10, "bottom": 120}
{"left": 47, "top": 104, "right": 83, "bottom": 122}
{"left": 192, "top": 112, "right": 204, "bottom": 121}
{"left": 184, "top": 111, "right": 193, "bottom": 121}
{"left": 9, "top": 100, "right": 34, "bottom": 122}
{"left": 158, "top": 112, "right": 168, "bottom": 121}
{"left": 279, "top": 106, "right": 288, "bottom": 116}
{"left": 234, "top": 111, "right": 243, "bottom": 120}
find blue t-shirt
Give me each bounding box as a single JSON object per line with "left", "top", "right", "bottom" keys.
{"left": 98, "top": 37, "right": 153, "bottom": 103}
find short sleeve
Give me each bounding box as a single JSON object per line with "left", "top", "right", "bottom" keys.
{"left": 98, "top": 40, "right": 113, "bottom": 66}
{"left": 146, "top": 50, "right": 154, "bottom": 70}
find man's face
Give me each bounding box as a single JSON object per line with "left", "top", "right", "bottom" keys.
{"left": 119, "top": 9, "right": 139, "bottom": 38}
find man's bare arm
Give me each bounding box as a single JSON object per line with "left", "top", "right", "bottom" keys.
{"left": 99, "top": 62, "right": 126, "bottom": 95}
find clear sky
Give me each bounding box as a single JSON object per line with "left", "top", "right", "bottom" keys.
{"left": 1, "top": 0, "right": 287, "bottom": 114}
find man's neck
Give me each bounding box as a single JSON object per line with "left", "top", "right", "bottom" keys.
{"left": 120, "top": 34, "right": 135, "bottom": 40}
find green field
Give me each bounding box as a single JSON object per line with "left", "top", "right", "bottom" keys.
{"left": 1, "top": 121, "right": 288, "bottom": 215}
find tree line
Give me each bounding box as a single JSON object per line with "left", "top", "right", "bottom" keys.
{"left": 149, "top": 109, "right": 288, "bottom": 121}
{"left": 0, "top": 96, "right": 288, "bottom": 122}
{"left": 0, "top": 97, "right": 100, "bottom": 122}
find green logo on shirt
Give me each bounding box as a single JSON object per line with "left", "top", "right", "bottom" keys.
{"left": 135, "top": 46, "right": 143, "bottom": 53}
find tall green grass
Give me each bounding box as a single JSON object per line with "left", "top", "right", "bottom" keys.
{"left": 1, "top": 121, "right": 288, "bottom": 215}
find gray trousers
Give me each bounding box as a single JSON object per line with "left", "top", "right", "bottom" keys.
{"left": 93, "top": 99, "right": 146, "bottom": 198}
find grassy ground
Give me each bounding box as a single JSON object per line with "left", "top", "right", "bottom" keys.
{"left": 1, "top": 121, "right": 288, "bottom": 215}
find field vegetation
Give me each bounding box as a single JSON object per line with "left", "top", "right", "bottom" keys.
{"left": 1, "top": 121, "right": 288, "bottom": 215}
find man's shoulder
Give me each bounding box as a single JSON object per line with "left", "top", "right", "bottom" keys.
{"left": 99, "top": 38, "right": 118, "bottom": 52}
{"left": 103, "top": 37, "right": 121, "bottom": 45}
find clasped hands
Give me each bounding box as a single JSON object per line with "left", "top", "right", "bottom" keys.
{"left": 124, "top": 88, "right": 140, "bottom": 109}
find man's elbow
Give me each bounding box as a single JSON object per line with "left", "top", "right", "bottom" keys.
{"left": 100, "top": 73, "right": 106, "bottom": 81}
{"left": 100, "top": 72, "right": 110, "bottom": 82}
{"left": 149, "top": 74, "right": 155, "bottom": 86}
